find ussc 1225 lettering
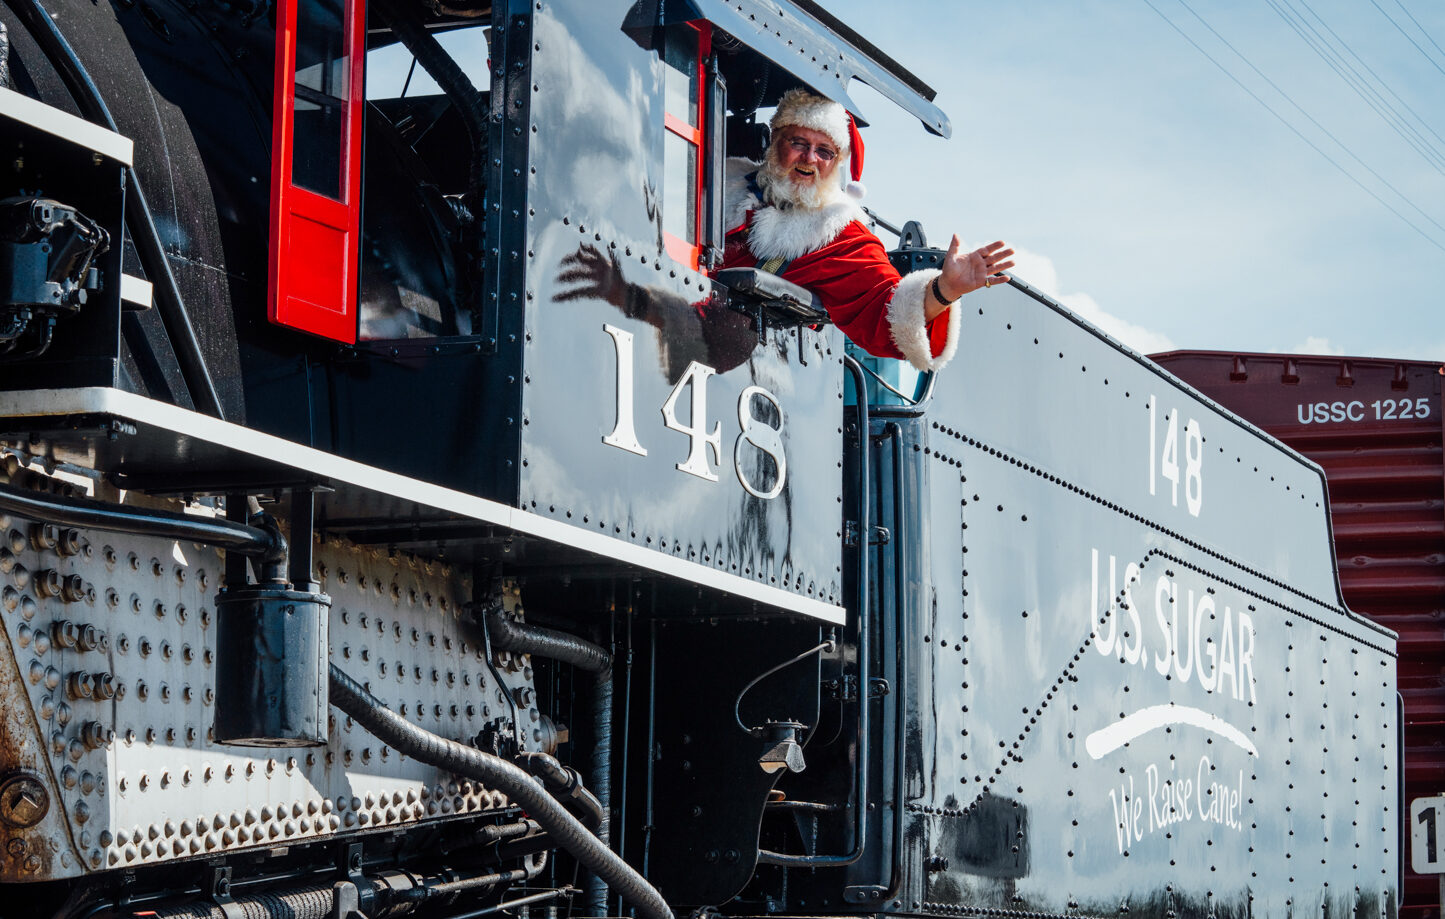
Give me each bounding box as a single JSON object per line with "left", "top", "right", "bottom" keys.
{"left": 1296, "top": 396, "right": 1432, "bottom": 425}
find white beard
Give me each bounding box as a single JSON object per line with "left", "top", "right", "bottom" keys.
{"left": 723, "top": 155, "right": 865, "bottom": 263}
{"left": 757, "top": 146, "right": 844, "bottom": 212}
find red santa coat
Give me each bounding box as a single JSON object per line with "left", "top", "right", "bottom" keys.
{"left": 718, "top": 159, "right": 960, "bottom": 372}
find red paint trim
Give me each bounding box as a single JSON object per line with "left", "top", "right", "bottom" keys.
{"left": 663, "top": 113, "right": 701, "bottom": 145}
{"left": 266, "top": 0, "right": 364, "bottom": 343}
{"left": 663, "top": 232, "right": 699, "bottom": 272}
{"left": 662, "top": 21, "right": 711, "bottom": 273}
{"left": 693, "top": 21, "right": 710, "bottom": 270}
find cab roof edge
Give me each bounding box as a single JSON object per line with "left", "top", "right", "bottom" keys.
{"left": 791, "top": 0, "right": 937, "bottom": 103}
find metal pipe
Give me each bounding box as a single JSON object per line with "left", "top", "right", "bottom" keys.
{"left": 641, "top": 613, "right": 658, "bottom": 880}
{"left": 585, "top": 608, "right": 615, "bottom": 916}
{"left": 884, "top": 421, "right": 909, "bottom": 898}
{"left": 0, "top": 481, "right": 283, "bottom": 561}
{"left": 3, "top": 0, "right": 226, "bottom": 419}
{"left": 475, "top": 819, "right": 538, "bottom": 846}
{"left": 476, "top": 597, "right": 526, "bottom": 758}
{"left": 756, "top": 353, "right": 870, "bottom": 868}
{"left": 326, "top": 664, "right": 673, "bottom": 919}
{"left": 451, "top": 886, "right": 578, "bottom": 919}
{"left": 426, "top": 850, "right": 548, "bottom": 896}
{"left": 514, "top": 751, "right": 606, "bottom": 834}
{"left": 616, "top": 602, "right": 635, "bottom": 917}
{"left": 764, "top": 799, "right": 841, "bottom": 813}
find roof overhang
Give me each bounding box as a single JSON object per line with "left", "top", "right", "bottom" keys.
{"left": 665, "top": 0, "right": 951, "bottom": 137}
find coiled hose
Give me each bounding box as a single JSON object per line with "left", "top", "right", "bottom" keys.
{"left": 484, "top": 608, "right": 613, "bottom": 676}
{"left": 148, "top": 883, "right": 334, "bottom": 918}
{"left": 327, "top": 664, "right": 672, "bottom": 919}
{"left": 484, "top": 607, "right": 613, "bottom": 912}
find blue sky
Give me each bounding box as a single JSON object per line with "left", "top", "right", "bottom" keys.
{"left": 824, "top": 0, "right": 1445, "bottom": 361}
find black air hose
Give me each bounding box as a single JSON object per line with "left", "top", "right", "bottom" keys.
{"left": 485, "top": 607, "right": 613, "bottom": 676}
{"left": 587, "top": 665, "right": 613, "bottom": 915}
{"left": 327, "top": 664, "right": 673, "bottom": 919}
{"left": 147, "top": 883, "right": 335, "bottom": 919}
{"left": 483, "top": 608, "right": 614, "bottom": 911}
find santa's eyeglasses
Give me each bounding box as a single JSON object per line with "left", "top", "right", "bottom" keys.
{"left": 785, "top": 137, "right": 838, "bottom": 162}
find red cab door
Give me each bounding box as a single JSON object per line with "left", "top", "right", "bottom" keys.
{"left": 268, "top": 0, "right": 365, "bottom": 342}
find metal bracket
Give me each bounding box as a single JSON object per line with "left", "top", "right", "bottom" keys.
{"left": 823, "top": 673, "right": 858, "bottom": 702}
{"left": 116, "top": 868, "right": 138, "bottom": 908}
{"left": 204, "top": 865, "right": 245, "bottom": 919}
{"left": 289, "top": 487, "right": 318, "bottom": 591}
{"left": 331, "top": 880, "right": 362, "bottom": 919}
{"left": 843, "top": 885, "right": 889, "bottom": 904}
{"left": 330, "top": 842, "right": 369, "bottom": 919}
{"left": 843, "top": 522, "right": 890, "bottom": 548}
{"left": 868, "top": 677, "right": 891, "bottom": 699}
{"left": 341, "top": 841, "right": 365, "bottom": 886}
{"left": 898, "top": 219, "right": 928, "bottom": 250}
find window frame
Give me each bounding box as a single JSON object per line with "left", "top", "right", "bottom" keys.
{"left": 661, "top": 20, "right": 712, "bottom": 273}
{"left": 266, "top": 0, "right": 367, "bottom": 343}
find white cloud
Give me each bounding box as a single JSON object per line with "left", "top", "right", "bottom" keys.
{"left": 1002, "top": 247, "right": 1177, "bottom": 355}
{"left": 1292, "top": 336, "right": 1344, "bottom": 356}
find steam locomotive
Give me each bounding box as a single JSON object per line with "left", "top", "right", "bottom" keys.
{"left": 0, "top": 0, "right": 1401, "bottom": 918}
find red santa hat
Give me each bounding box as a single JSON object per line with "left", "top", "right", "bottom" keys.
{"left": 769, "top": 88, "right": 866, "bottom": 198}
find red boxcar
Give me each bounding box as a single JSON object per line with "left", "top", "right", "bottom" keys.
{"left": 1154, "top": 351, "right": 1444, "bottom": 919}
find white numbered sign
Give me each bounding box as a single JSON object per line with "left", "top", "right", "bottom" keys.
{"left": 1411, "top": 795, "right": 1445, "bottom": 874}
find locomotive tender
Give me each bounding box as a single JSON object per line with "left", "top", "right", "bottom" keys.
{"left": 0, "top": 0, "right": 1401, "bottom": 917}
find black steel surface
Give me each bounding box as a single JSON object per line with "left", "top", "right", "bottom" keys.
{"left": 644, "top": 615, "right": 825, "bottom": 906}
{"left": 517, "top": 0, "right": 843, "bottom": 608}
{"left": 872, "top": 282, "right": 1399, "bottom": 919}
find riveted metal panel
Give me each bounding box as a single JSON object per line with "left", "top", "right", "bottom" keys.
{"left": 896, "top": 284, "right": 1397, "bottom": 919}
{"left": 0, "top": 468, "right": 537, "bottom": 881}
{"left": 516, "top": 0, "right": 844, "bottom": 612}
{"left": 1154, "top": 351, "right": 1437, "bottom": 918}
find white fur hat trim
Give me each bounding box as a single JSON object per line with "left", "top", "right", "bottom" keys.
{"left": 770, "top": 88, "right": 851, "bottom": 154}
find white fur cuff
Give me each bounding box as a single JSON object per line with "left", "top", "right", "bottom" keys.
{"left": 887, "top": 269, "right": 962, "bottom": 373}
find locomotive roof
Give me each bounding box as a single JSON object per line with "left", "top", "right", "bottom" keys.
{"left": 402, "top": 0, "right": 951, "bottom": 137}
{"left": 670, "top": 0, "right": 952, "bottom": 137}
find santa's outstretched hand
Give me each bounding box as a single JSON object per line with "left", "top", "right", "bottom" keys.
{"left": 928, "top": 236, "right": 1015, "bottom": 321}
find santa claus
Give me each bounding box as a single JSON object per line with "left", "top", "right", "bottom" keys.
{"left": 722, "top": 88, "right": 1014, "bottom": 372}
